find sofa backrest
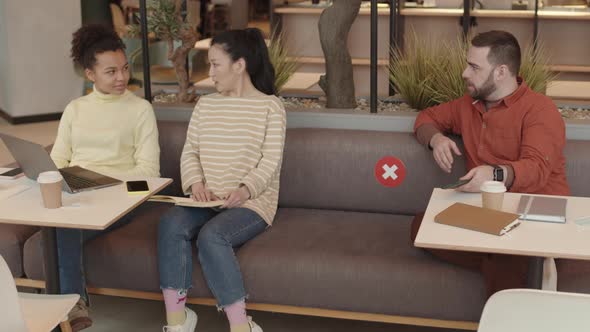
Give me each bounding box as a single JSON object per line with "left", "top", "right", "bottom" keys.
{"left": 277, "top": 128, "right": 465, "bottom": 215}
{"left": 564, "top": 140, "right": 590, "bottom": 198}
{"left": 157, "top": 121, "right": 189, "bottom": 196}
{"left": 156, "top": 122, "right": 590, "bottom": 215}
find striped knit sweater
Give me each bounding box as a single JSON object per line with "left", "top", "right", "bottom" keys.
{"left": 180, "top": 93, "right": 286, "bottom": 225}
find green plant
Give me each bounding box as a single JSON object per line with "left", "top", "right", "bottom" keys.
{"left": 268, "top": 30, "right": 299, "bottom": 93}
{"left": 428, "top": 37, "right": 468, "bottom": 105}
{"left": 520, "top": 42, "right": 557, "bottom": 94}
{"left": 389, "top": 32, "right": 556, "bottom": 110}
{"left": 389, "top": 31, "right": 434, "bottom": 110}
{"left": 389, "top": 31, "right": 466, "bottom": 110}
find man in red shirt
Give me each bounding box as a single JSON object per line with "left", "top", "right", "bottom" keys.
{"left": 411, "top": 30, "right": 570, "bottom": 297}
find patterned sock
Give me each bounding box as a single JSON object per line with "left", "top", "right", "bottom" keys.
{"left": 163, "top": 289, "right": 187, "bottom": 325}
{"left": 224, "top": 299, "right": 248, "bottom": 326}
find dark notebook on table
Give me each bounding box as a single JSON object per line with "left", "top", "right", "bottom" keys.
{"left": 517, "top": 195, "right": 567, "bottom": 224}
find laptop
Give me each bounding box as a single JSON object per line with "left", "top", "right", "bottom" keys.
{"left": 0, "top": 133, "right": 122, "bottom": 193}
{"left": 516, "top": 195, "right": 567, "bottom": 224}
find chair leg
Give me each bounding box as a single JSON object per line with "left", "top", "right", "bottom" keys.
{"left": 60, "top": 320, "right": 73, "bottom": 332}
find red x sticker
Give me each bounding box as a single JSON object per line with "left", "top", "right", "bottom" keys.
{"left": 375, "top": 156, "right": 406, "bottom": 187}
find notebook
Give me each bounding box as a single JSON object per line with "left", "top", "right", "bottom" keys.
{"left": 434, "top": 203, "right": 521, "bottom": 236}
{"left": 149, "top": 195, "right": 225, "bottom": 208}
{"left": 517, "top": 195, "right": 567, "bottom": 223}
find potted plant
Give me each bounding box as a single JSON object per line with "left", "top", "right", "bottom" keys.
{"left": 389, "top": 31, "right": 556, "bottom": 111}
{"left": 131, "top": 0, "right": 200, "bottom": 103}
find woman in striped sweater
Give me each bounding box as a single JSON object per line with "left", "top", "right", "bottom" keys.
{"left": 158, "top": 28, "right": 286, "bottom": 332}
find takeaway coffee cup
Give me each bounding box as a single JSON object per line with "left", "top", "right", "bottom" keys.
{"left": 480, "top": 181, "right": 506, "bottom": 211}
{"left": 37, "top": 171, "right": 63, "bottom": 209}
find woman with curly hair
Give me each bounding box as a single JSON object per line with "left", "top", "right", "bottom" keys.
{"left": 50, "top": 24, "right": 160, "bottom": 331}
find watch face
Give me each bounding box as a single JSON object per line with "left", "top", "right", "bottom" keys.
{"left": 494, "top": 167, "right": 504, "bottom": 182}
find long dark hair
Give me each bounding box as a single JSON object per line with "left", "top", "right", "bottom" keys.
{"left": 211, "top": 28, "right": 276, "bottom": 95}
{"left": 71, "top": 24, "right": 125, "bottom": 69}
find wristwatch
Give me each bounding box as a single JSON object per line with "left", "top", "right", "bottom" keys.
{"left": 493, "top": 165, "right": 504, "bottom": 182}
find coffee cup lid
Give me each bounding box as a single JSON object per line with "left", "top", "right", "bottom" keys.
{"left": 480, "top": 180, "right": 506, "bottom": 193}
{"left": 37, "top": 171, "right": 63, "bottom": 184}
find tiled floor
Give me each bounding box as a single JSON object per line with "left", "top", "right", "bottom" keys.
{"left": 0, "top": 117, "right": 59, "bottom": 165}
{"left": 87, "top": 294, "right": 462, "bottom": 332}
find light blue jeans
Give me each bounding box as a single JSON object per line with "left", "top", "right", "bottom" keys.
{"left": 158, "top": 206, "right": 267, "bottom": 307}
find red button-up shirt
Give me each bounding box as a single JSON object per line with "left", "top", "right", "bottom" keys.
{"left": 414, "top": 80, "right": 570, "bottom": 196}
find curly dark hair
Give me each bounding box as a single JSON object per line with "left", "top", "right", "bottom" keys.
{"left": 70, "top": 24, "right": 126, "bottom": 69}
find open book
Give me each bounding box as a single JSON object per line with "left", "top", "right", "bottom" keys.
{"left": 148, "top": 195, "right": 225, "bottom": 208}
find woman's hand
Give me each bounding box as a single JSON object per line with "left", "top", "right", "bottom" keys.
{"left": 191, "top": 182, "right": 219, "bottom": 202}
{"left": 221, "top": 186, "right": 251, "bottom": 209}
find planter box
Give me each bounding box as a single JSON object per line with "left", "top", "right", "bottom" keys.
{"left": 153, "top": 103, "right": 590, "bottom": 140}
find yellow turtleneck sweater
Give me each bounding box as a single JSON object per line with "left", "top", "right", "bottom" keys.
{"left": 50, "top": 86, "right": 160, "bottom": 178}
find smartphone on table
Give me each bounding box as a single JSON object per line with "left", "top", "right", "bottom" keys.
{"left": 126, "top": 180, "right": 150, "bottom": 195}
{"left": 0, "top": 168, "right": 23, "bottom": 180}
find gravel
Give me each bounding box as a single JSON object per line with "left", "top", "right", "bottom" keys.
{"left": 281, "top": 96, "right": 590, "bottom": 119}
{"left": 154, "top": 92, "right": 590, "bottom": 119}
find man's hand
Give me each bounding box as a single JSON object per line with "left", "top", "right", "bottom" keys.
{"left": 457, "top": 165, "right": 494, "bottom": 192}
{"left": 221, "top": 186, "right": 251, "bottom": 209}
{"left": 190, "top": 182, "right": 219, "bottom": 202}
{"left": 430, "top": 133, "right": 462, "bottom": 173}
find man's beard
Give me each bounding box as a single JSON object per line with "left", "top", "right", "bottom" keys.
{"left": 466, "top": 70, "right": 496, "bottom": 101}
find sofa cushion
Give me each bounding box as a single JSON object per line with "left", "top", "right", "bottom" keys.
{"left": 84, "top": 202, "right": 214, "bottom": 298}
{"left": 22, "top": 203, "right": 172, "bottom": 284}
{"left": 23, "top": 202, "right": 215, "bottom": 298}
{"left": 0, "top": 224, "right": 38, "bottom": 277}
{"left": 238, "top": 208, "right": 487, "bottom": 322}
{"left": 278, "top": 129, "right": 467, "bottom": 215}
{"left": 23, "top": 204, "right": 486, "bottom": 321}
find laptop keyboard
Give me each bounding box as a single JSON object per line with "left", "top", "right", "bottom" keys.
{"left": 60, "top": 171, "right": 100, "bottom": 190}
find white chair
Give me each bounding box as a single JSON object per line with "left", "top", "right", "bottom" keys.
{"left": 0, "top": 255, "right": 79, "bottom": 332}
{"left": 478, "top": 288, "right": 590, "bottom": 332}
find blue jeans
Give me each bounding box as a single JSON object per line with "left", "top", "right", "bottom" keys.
{"left": 158, "top": 207, "right": 267, "bottom": 307}
{"left": 56, "top": 203, "right": 148, "bottom": 303}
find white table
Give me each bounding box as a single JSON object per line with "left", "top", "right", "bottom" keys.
{"left": 0, "top": 174, "right": 172, "bottom": 327}
{"left": 0, "top": 176, "right": 171, "bottom": 230}
{"left": 415, "top": 188, "right": 590, "bottom": 288}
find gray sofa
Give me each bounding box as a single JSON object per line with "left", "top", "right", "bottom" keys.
{"left": 4, "top": 120, "right": 590, "bottom": 328}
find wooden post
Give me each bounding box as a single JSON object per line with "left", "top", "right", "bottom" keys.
{"left": 318, "top": 0, "right": 361, "bottom": 109}
{"left": 370, "top": 0, "right": 377, "bottom": 113}
{"left": 140, "top": 0, "right": 152, "bottom": 101}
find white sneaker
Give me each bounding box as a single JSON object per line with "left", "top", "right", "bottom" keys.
{"left": 248, "top": 316, "right": 263, "bottom": 332}
{"left": 163, "top": 308, "right": 198, "bottom": 332}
